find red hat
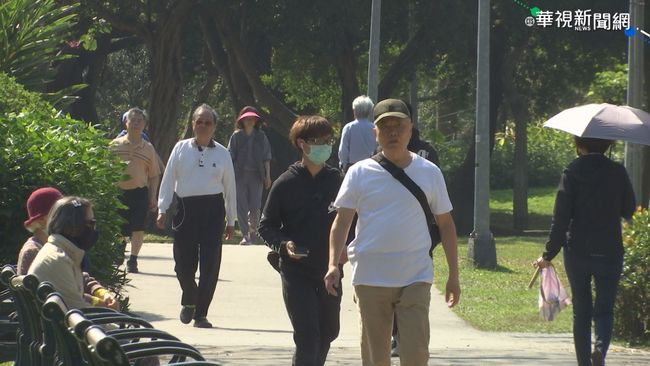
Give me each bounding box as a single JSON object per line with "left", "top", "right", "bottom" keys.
{"left": 237, "top": 111, "right": 261, "bottom": 122}
{"left": 24, "top": 187, "right": 63, "bottom": 227}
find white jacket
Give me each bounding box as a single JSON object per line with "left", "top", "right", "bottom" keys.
{"left": 28, "top": 233, "right": 87, "bottom": 309}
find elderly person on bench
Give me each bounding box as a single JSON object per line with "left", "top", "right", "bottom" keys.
{"left": 28, "top": 195, "right": 118, "bottom": 310}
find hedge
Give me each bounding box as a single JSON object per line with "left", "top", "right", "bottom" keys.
{"left": 615, "top": 208, "right": 650, "bottom": 344}
{"left": 0, "top": 72, "right": 128, "bottom": 301}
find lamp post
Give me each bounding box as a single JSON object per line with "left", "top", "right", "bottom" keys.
{"left": 367, "top": 0, "right": 381, "bottom": 102}
{"left": 624, "top": 0, "right": 645, "bottom": 202}
{"left": 468, "top": 0, "right": 497, "bottom": 268}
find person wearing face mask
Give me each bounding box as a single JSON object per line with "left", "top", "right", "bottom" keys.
{"left": 18, "top": 188, "right": 118, "bottom": 309}
{"left": 227, "top": 106, "right": 273, "bottom": 245}
{"left": 28, "top": 196, "right": 118, "bottom": 310}
{"left": 258, "top": 116, "right": 345, "bottom": 366}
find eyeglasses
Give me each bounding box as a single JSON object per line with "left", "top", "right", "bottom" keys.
{"left": 304, "top": 137, "right": 336, "bottom": 146}
{"left": 86, "top": 219, "right": 97, "bottom": 230}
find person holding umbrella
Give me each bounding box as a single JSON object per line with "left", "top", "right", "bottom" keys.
{"left": 534, "top": 134, "right": 635, "bottom": 365}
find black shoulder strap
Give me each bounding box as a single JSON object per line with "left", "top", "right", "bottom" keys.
{"left": 371, "top": 153, "right": 440, "bottom": 256}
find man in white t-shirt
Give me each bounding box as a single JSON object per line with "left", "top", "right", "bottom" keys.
{"left": 324, "top": 99, "right": 460, "bottom": 365}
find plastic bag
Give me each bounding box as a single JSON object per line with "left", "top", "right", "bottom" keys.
{"left": 539, "top": 265, "right": 571, "bottom": 321}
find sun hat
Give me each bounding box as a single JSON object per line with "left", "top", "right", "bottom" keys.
{"left": 24, "top": 187, "right": 63, "bottom": 227}
{"left": 237, "top": 111, "right": 261, "bottom": 122}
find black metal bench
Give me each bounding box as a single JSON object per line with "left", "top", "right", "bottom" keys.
{"left": 84, "top": 324, "right": 220, "bottom": 366}
{"left": 0, "top": 266, "right": 18, "bottom": 362}
{"left": 3, "top": 265, "right": 221, "bottom": 366}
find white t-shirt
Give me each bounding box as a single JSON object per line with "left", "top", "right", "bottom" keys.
{"left": 334, "top": 152, "right": 453, "bottom": 287}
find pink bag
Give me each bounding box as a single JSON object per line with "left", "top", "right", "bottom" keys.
{"left": 539, "top": 265, "right": 571, "bottom": 321}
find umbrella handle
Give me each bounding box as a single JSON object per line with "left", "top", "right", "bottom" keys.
{"left": 528, "top": 266, "right": 541, "bottom": 289}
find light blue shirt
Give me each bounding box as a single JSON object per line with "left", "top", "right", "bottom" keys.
{"left": 338, "top": 118, "right": 377, "bottom": 168}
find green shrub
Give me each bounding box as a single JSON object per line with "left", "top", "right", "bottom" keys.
{"left": 0, "top": 73, "right": 128, "bottom": 301}
{"left": 615, "top": 208, "right": 650, "bottom": 344}
{"left": 491, "top": 123, "right": 576, "bottom": 189}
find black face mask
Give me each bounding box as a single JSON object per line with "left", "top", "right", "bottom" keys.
{"left": 72, "top": 225, "right": 99, "bottom": 251}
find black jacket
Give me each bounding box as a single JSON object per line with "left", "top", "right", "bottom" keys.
{"left": 259, "top": 162, "right": 342, "bottom": 279}
{"left": 408, "top": 128, "right": 439, "bottom": 166}
{"left": 543, "top": 153, "right": 636, "bottom": 261}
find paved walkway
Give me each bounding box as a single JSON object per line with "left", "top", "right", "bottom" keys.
{"left": 125, "top": 243, "right": 650, "bottom": 365}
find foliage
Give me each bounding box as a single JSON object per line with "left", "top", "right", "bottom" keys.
{"left": 0, "top": 0, "right": 78, "bottom": 91}
{"left": 0, "top": 73, "right": 128, "bottom": 299}
{"left": 436, "top": 136, "right": 471, "bottom": 178}
{"left": 586, "top": 64, "right": 628, "bottom": 105}
{"left": 95, "top": 45, "right": 151, "bottom": 136}
{"left": 616, "top": 208, "right": 650, "bottom": 344}
{"left": 433, "top": 236, "right": 572, "bottom": 332}
{"left": 491, "top": 123, "right": 576, "bottom": 189}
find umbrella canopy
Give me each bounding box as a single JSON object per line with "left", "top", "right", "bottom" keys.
{"left": 543, "top": 103, "right": 650, "bottom": 146}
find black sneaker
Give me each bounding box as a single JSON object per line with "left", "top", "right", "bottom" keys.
{"left": 591, "top": 349, "right": 604, "bottom": 366}
{"left": 126, "top": 258, "right": 139, "bottom": 273}
{"left": 193, "top": 317, "right": 213, "bottom": 328}
{"left": 179, "top": 306, "right": 195, "bottom": 324}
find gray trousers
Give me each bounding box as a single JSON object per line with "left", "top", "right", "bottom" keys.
{"left": 236, "top": 170, "right": 264, "bottom": 237}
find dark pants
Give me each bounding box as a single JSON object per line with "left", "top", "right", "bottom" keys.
{"left": 172, "top": 194, "right": 225, "bottom": 319}
{"left": 118, "top": 186, "right": 149, "bottom": 236}
{"left": 564, "top": 249, "right": 622, "bottom": 366}
{"left": 281, "top": 268, "right": 342, "bottom": 366}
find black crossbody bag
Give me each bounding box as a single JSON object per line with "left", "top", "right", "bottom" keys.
{"left": 371, "top": 153, "right": 441, "bottom": 257}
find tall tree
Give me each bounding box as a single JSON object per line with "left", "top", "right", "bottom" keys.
{"left": 84, "top": 0, "right": 196, "bottom": 161}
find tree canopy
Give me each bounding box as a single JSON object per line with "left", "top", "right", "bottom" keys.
{"left": 2, "top": 0, "right": 648, "bottom": 233}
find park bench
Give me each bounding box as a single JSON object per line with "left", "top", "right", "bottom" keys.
{"left": 41, "top": 290, "right": 158, "bottom": 366}
{"left": 83, "top": 324, "right": 220, "bottom": 366}
{"left": 3, "top": 264, "right": 221, "bottom": 365}
{"left": 0, "top": 266, "right": 18, "bottom": 362}
{"left": 1, "top": 266, "right": 44, "bottom": 366}
{"left": 45, "top": 292, "right": 221, "bottom": 365}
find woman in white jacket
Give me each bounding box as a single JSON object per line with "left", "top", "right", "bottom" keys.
{"left": 29, "top": 196, "right": 117, "bottom": 310}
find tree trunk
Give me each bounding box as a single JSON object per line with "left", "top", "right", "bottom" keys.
{"left": 197, "top": 10, "right": 253, "bottom": 111}
{"left": 511, "top": 100, "right": 528, "bottom": 231}
{"left": 636, "top": 29, "right": 649, "bottom": 207}
{"left": 501, "top": 43, "right": 529, "bottom": 231}
{"left": 182, "top": 50, "right": 221, "bottom": 139}
{"left": 145, "top": 6, "right": 193, "bottom": 162}
{"left": 377, "top": 17, "right": 433, "bottom": 100}
{"left": 448, "top": 142, "right": 477, "bottom": 236}
{"left": 48, "top": 39, "right": 112, "bottom": 124}
{"left": 210, "top": 7, "right": 296, "bottom": 134}
{"left": 202, "top": 5, "right": 298, "bottom": 176}
{"left": 334, "top": 29, "right": 361, "bottom": 123}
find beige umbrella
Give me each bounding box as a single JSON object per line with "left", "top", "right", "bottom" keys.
{"left": 543, "top": 103, "right": 650, "bottom": 145}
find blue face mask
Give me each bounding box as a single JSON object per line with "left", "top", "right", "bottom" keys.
{"left": 306, "top": 144, "right": 332, "bottom": 165}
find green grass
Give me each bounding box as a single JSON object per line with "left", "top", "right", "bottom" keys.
{"left": 433, "top": 236, "right": 573, "bottom": 333}
{"left": 490, "top": 186, "right": 556, "bottom": 235}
